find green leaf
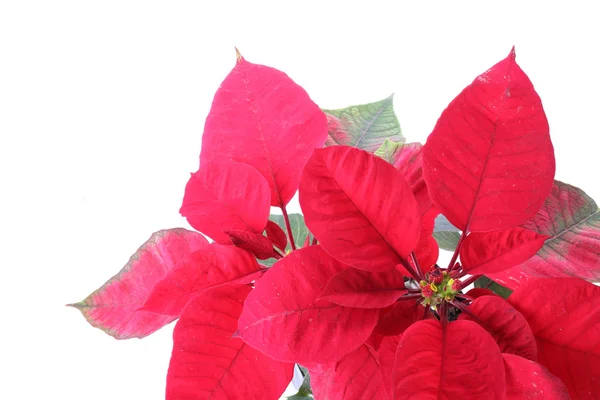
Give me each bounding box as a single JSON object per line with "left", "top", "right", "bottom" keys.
{"left": 433, "top": 231, "right": 461, "bottom": 251}
{"left": 323, "top": 94, "right": 404, "bottom": 152}
{"left": 374, "top": 138, "right": 404, "bottom": 164}
{"left": 262, "top": 214, "right": 309, "bottom": 266}
{"left": 287, "top": 366, "right": 313, "bottom": 399}
{"left": 474, "top": 276, "right": 513, "bottom": 299}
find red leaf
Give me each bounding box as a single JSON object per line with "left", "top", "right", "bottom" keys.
{"left": 503, "top": 354, "right": 569, "bottom": 400}
{"left": 422, "top": 48, "right": 555, "bottom": 233}
{"left": 311, "top": 345, "right": 389, "bottom": 400}
{"left": 509, "top": 278, "right": 600, "bottom": 398}
{"left": 460, "top": 227, "right": 548, "bottom": 275}
{"left": 491, "top": 180, "right": 600, "bottom": 289}
{"left": 300, "top": 146, "right": 420, "bottom": 272}
{"left": 237, "top": 246, "right": 380, "bottom": 364}
{"left": 374, "top": 301, "right": 424, "bottom": 337}
{"left": 393, "top": 142, "right": 432, "bottom": 214}
{"left": 179, "top": 160, "right": 270, "bottom": 243}
{"left": 166, "top": 284, "right": 293, "bottom": 400}
{"left": 68, "top": 229, "right": 208, "bottom": 339}
{"left": 379, "top": 335, "right": 401, "bottom": 398}
{"left": 324, "top": 113, "right": 351, "bottom": 146}
{"left": 393, "top": 320, "right": 506, "bottom": 399}
{"left": 226, "top": 229, "right": 277, "bottom": 260}
{"left": 141, "top": 243, "right": 263, "bottom": 316}
{"left": 319, "top": 268, "right": 407, "bottom": 308}
{"left": 459, "top": 295, "right": 537, "bottom": 361}
{"left": 265, "top": 220, "right": 287, "bottom": 252}
{"left": 413, "top": 207, "right": 439, "bottom": 271}
{"left": 200, "top": 54, "right": 328, "bottom": 208}
{"left": 465, "top": 287, "right": 497, "bottom": 299}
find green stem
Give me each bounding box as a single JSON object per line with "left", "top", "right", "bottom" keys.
{"left": 281, "top": 206, "right": 296, "bottom": 251}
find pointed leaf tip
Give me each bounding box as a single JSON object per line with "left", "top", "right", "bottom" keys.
{"left": 235, "top": 47, "right": 244, "bottom": 64}
{"left": 509, "top": 46, "right": 516, "bottom": 59}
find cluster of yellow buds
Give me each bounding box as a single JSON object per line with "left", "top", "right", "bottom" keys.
{"left": 419, "top": 268, "right": 461, "bottom": 307}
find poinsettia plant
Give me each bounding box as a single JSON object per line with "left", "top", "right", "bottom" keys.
{"left": 70, "top": 48, "right": 600, "bottom": 399}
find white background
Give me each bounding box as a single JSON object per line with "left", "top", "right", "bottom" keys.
{"left": 1, "top": 1, "right": 599, "bottom": 399}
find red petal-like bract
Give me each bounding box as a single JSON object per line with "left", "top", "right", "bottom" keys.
{"left": 319, "top": 268, "right": 407, "bottom": 309}
{"left": 226, "top": 229, "right": 277, "bottom": 260}
{"left": 237, "top": 246, "right": 380, "bottom": 364}
{"left": 311, "top": 345, "right": 389, "bottom": 400}
{"left": 142, "top": 243, "right": 263, "bottom": 316}
{"left": 503, "top": 354, "right": 569, "bottom": 400}
{"left": 300, "top": 146, "right": 420, "bottom": 272}
{"left": 68, "top": 229, "right": 208, "bottom": 339}
{"left": 379, "top": 335, "right": 401, "bottom": 398}
{"left": 509, "top": 278, "right": 600, "bottom": 398}
{"left": 200, "top": 54, "right": 328, "bottom": 207}
{"left": 413, "top": 207, "right": 439, "bottom": 271}
{"left": 460, "top": 227, "right": 548, "bottom": 275}
{"left": 374, "top": 301, "right": 424, "bottom": 337}
{"left": 180, "top": 160, "right": 270, "bottom": 243}
{"left": 393, "top": 320, "right": 506, "bottom": 400}
{"left": 392, "top": 142, "right": 431, "bottom": 214}
{"left": 265, "top": 220, "right": 287, "bottom": 252}
{"left": 423, "top": 48, "right": 555, "bottom": 233}
{"left": 166, "top": 284, "right": 293, "bottom": 400}
{"left": 491, "top": 180, "right": 600, "bottom": 289}
{"left": 459, "top": 295, "right": 537, "bottom": 361}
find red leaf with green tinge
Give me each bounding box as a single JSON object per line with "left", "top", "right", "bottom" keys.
{"left": 490, "top": 180, "right": 600, "bottom": 289}
{"left": 393, "top": 320, "right": 506, "bottom": 399}
{"left": 180, "top": 160, "right": 270, "bottom": 243}
{"left": 460, "top": 227, "right": 548, "bottom": 275}
{"left": 141, "top": 243, "right": 263, "bottom": 317}
{"left": 200, "top": 53, "right": 328, "bottom": 208}
{"left": 311, "top": 345, "right": 389, "bottom": 400}
{"left": 299, "top": 146, "right": 420, "bottom": 272}
{"left": 226, "top": 229, "right": 277, "bottom": 260}
{"left": 323, "top": 94, "right": 404, "bottom": 152}
{"left": 459, "top": 295, "right": 537, "bottom": 361}
{"left": 319, "top": 268, "right": 407, "bottom": 309}
{"left": 237, "top": 246, "right": 380, "bottom": 365}
{"left": 265, "top": 220, "right": 287, "bottom": 252}
{"left": 166, "top": 284, "right": 293, "bottom": 400}
{"left": 413, "top": 207, "right": 439, "bottom": 271}
{"left": 68, "top": 229, "right": 208, "bottom": 339}
{"left": 503, "top": 354, "right": 569, "bottom": 399}
{"left": 423, "top": 48, "right": 555, "bottom": 233}
{"left": 509, "top": 278, "right": 600, "bottom": 398}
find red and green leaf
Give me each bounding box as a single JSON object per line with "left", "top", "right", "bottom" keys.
{"left": 180, "top": 160, "right": 271, "bottom": 243}
{"left": 262, "top": 213, "right": 309, "bottom": 266}
{"left": 68, "top": 229, "right": 208, "bottom": 339}
{"left": 237, "top": 246, "right": 380, "bottom": 365}
{"left": 199, "top": 53, "right": 328, "bottom": 208}
{"left": 509, "top": 277, "right": 600, "bottom": 398}
{"left": 300, "top": 146, "right": 420, "bottom": 272}
{"left": 166, "top": 284, "right": 293, "bottom": 400}
{"left": 460, "top": 227, "right": 548, "bottom": 275}
{"left": 319, "top": 268, "right": 407, "bottom": 309}
{"left": 141, "top": 243, "right": 263, "bottom": 316}
{"left": 393, "top": 320, "right": 506, "bottom": 399}
{"left": 459, "top": 295, "right": 537, "bottom": 361}
{"left": 323, "top": 94, "right": 404, "bottom": 152}
{"left": 491, "top": 180, "right": 600, "bottom": 289}
{"left": 503, "top": 353, "right": 569, "bottom": 400}
{"left": 422, "top": 48, "right": 555, "bottom": 233}
{"left": 310, "top": 345, "right": 389, "bottom": 400}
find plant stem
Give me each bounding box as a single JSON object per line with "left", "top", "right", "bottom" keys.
{"left": 273, "top": 248, "right": 284, "bottom": 259}
{"left": 410, "top": 251, "right": 425, "bottom": 280}
{"left": 396, "top": 293, "right": 423, "bottom": 301}
{"left": 447, "top": 231, "right": 466, "bottom": 272}
{"left": 422, "top": 304, "right": 431, "bottom": 320}
{"left": 440, "top": 301, "right": 449, "bottom": 328}
{"left": 459, "top": 274, "right": 481, "bottom": 290}
{"left": 399, "top": 259, "right": 421, "bottom": 281}
{"left": 280, "top": 206, "right": 296, "bottom": 250}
